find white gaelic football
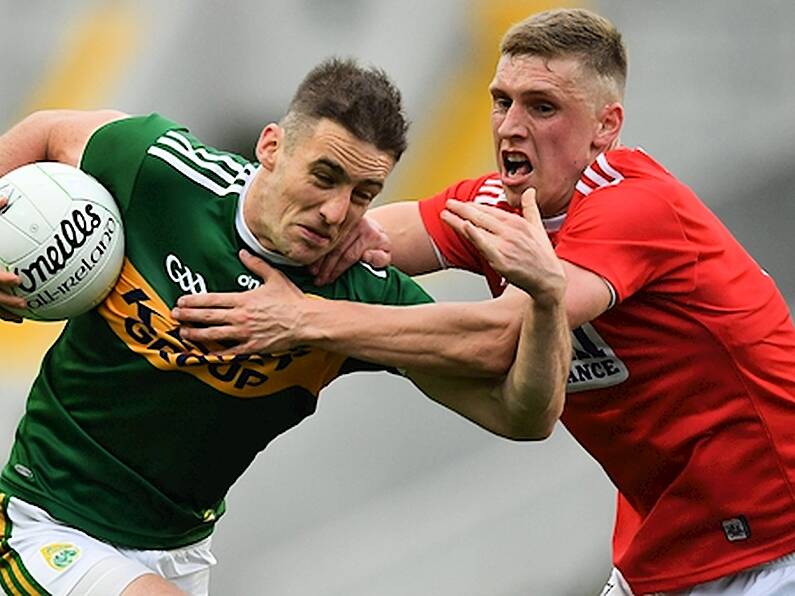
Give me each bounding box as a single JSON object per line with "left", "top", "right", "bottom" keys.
{"left": 0, "top": 162, "right": 124, "bottom": 321}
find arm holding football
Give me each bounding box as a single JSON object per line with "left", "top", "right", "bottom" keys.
{"left": 0, "top": 109, "right": 128, "bottom": 177}
{"left": 0, "top": 110, "right": 128, "bottom": 322}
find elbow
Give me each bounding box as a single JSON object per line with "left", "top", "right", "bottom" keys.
{"left": 501, "top": 419, "right": 557, "bottom": 442}
{"left": 523, "top": 415, "right": 559, "bottom": 441}
{"left": 499, "top": 390, "right": 565, "bottom": 442}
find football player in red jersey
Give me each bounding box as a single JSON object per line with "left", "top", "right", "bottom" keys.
{"left": 174, "top": 9, "right": 795, "bottom": 595}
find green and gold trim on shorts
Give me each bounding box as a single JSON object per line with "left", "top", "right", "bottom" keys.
{"left": 0, "top": 493, "right": 48, "bottom": 596}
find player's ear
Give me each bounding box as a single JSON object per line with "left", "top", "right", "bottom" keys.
{"left": 255, "top": 123, "right": 284, "bottom": 171}
{"left": 594, "top": 101, "right": 624, "bottom": 151}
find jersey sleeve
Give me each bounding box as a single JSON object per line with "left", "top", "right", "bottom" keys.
{"left": 345, "top": 262, "right": 434, "bottom": 306}
{"left": 416, "top": 175, "right": 498, "bottom": 272}
{"left": 555, "top": 182, "right": 697, "bottom": 303}
{"left": 80, "top": 113, "right": 186, "bottom": 213}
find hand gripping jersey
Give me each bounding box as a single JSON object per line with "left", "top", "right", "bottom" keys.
{"left": 0, "top": 115, "right": 432, "bottom": 549}
{"left": 418, "top": 148, "right": 795, "bottom": 593}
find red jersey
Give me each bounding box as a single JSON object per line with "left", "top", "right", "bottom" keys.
{"left": 418, "top": 148, "right": 795, "bottom": 593}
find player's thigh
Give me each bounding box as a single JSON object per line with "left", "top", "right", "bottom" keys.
{"left": 119, "top": 536, "right": 214, "bottom": 596}
{"left": 66, "top": 559, "right": 181, "bottom": 596}
{"left": 1, "top": 496, "right": 151, "bottom": 595}
{"left": 121, "top": 573, "right": 186, "bottom": 595}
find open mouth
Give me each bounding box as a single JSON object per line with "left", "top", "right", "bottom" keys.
{"left": 502, "top": 151, "right": 533, "bottom": 180}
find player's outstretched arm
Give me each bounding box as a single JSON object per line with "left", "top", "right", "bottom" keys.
{"left": 172, "top": 198, "right": 521, "bottom": 375}
{"left": 173, "top": 249, "right": 521, "bottom": 376}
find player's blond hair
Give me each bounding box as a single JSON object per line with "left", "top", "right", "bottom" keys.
{"left": 501, "top": 8, "right": 627, "bottom": 102}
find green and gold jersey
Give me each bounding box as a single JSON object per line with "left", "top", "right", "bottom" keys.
{"left": 0, "top": 114, "right": 433, "bottom": 549}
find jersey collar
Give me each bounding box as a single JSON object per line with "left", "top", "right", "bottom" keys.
{"left": 542, "top": 212, "right": 567, "bottom": 232}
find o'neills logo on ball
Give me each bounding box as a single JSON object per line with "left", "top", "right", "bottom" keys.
{"left": 16, "top": 204, "right": 119, "bottom": 306}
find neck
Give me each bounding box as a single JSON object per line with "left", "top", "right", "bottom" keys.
{"left": 242, "top": 171, "right": 267, "bottom": 242}
{"left": 242, "top": 171, "right": 281, "bottom": 253}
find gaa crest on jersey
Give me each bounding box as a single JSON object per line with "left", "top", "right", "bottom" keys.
{"left": 165, "top": 253, "right": 207, "bottom": 294}
{"left": 567, "top": 323, "right": 629, "bottom": 392}
{"left": 40, "top": 543, "right": 81, "bottom": 571}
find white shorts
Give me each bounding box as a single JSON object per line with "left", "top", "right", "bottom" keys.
{"left": 0, "top": 495, "right": 216, "bottom": 595}
{"left": 601, "top": 551, "right": 795, "bottom": 596}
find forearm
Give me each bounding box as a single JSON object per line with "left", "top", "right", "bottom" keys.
{"left": 406, "top": 294, "right": 569, "bottom": 441}
{"left": 299, "top": 298, "right": 520, "bottom": 376}
{"left": 499, "top": 296, "right": 570, "bottom": 438}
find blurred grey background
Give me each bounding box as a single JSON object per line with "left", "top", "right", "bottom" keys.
{"left": 1, "top": 1, "right": 793, "bottom": 594}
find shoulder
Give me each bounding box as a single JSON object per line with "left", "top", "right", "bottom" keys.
{"left": 83, "top": 113, "right": 252, "bottom": 211}
{"left": 562, "top": 150, "right": 697, "bottom": 247}
{"left": 577, "top": 148, "right": 681, "bottom": 197}
{"left": 572, "top": 149, "right": 689, "bottom": 213}
{"left": 468, "top": 173, "right": 505, "bottom": 205}
{"left": 86, "top": 113, "right": 247, "bottom": 170}
{"left": 82, "top": 113, "right": 188, "bottom": 175}
{"left": 86, "top": 113, "right": 187, "bottom": 150}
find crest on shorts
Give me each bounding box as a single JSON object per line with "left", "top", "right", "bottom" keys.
{"left": 722, "top": 515, "right": 751, "bottom": 542}
{"left": 40, "top": 543, "right": 81, "bottom": 571}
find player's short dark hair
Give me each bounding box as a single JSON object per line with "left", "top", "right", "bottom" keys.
{"left": 501, "top": 8, "right": 627, "bottom": 99}
{"left": 283, "top": 57, "right": 409, "bottom": 161}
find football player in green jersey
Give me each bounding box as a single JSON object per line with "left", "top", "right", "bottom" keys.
{"left": 0, "top": 56, "right": 570, "bottom": 596}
